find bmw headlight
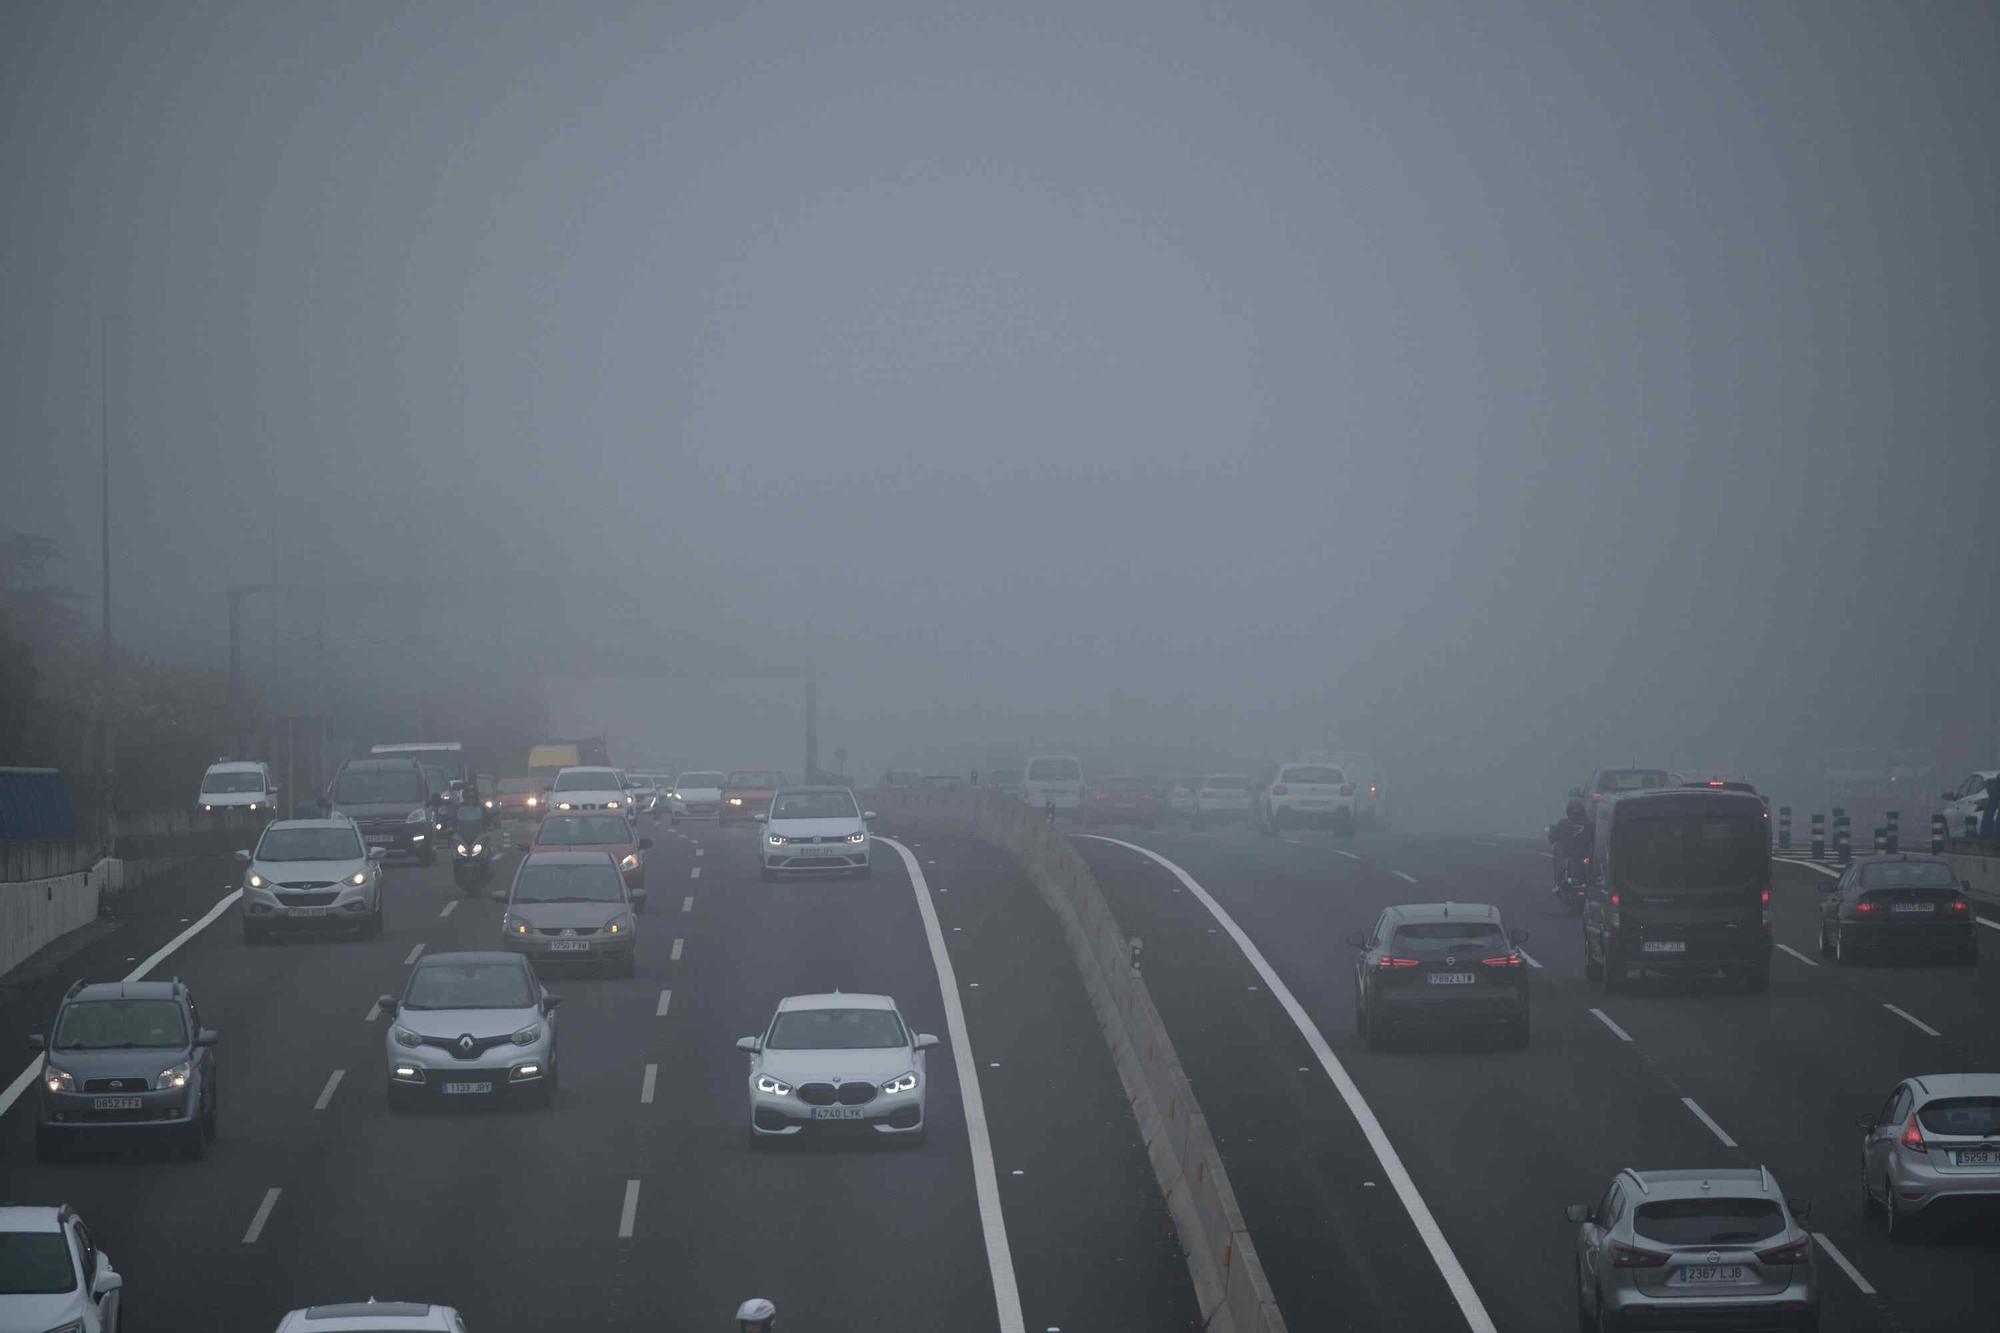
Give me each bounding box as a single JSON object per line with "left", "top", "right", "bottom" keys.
{"left": 605, "top": 914, "right": 632, "bottom": 935}
{"left": 405, "top": 808, "right": 428, "bottom": 824}
{"left": 43, "top": 1065, "right": 75, "bottom": 1093}
{"left": 392, "top": 1025, "right": 422, "bottom": 1049}
{"left": 881, "top": 1071, "right": 919, "bottom": 1094}
{"left": 157, "top": 1059, "right": 192, "bottom": 1090}
{"left": 349, "top": 870, "right": 368, "bottom": 886}
{"left": 511, "top": 1023, "right": 541, "bottom": 1047}
{"left": 606, "top": 800, "right": 620, "bottom": 809}
{"left": 767, "top": 834, "right": 787, "bottom": 846}
{"left": 846, "top": 831, "right": 867, "bottom": 844}
{"left": 755, "top": 1074, "right": 791, "bottom": 1096}
{"left": 247, "top": 873, "right": 266, "bottom": 889}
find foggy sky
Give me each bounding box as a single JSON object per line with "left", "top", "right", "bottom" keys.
{"left": 5, "top": 1, "right": 1996, "bottom": 823}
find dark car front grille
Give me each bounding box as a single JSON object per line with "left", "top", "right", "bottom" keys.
{"left": 797, "top": 1081, "right": 877, "bottom": 1107}
{"left": 418, "top": 1033, "right": 514, "bottom": 1060}
{"left": 82, "top": 1076, "right": 153, "bottom": 1093}
{"left": 536, "top": 926, "right": 600, "bottom": 937}
{"left": 278, "top": 891, "right": 339, "bottom": 907}
{"left": 278, "top": 880, "right": 336, "bottom": 889}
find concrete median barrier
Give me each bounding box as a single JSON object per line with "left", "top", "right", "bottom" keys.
{"left": 868, "top": 786, "right": 1287, "bottom": 1333}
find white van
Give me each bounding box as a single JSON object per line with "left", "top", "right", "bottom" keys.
{"left": 198, "top": 759, "right": 278, "bottom": 813}
{"left": 1022, "top": 755, "right": 1085, "bottom": 817}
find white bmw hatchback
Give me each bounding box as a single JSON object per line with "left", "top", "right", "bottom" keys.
{"left": 757, "top": 787, "right": 875, "bottom": 880}
{"left": 737, "top": 993, "right": 939, "bottom": 1144}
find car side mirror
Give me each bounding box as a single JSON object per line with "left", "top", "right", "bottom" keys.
{"left": 1344, "top": 930, "right": 1368, "bottom": 949}
{"left": 638, "top": 837, "right": 655, "bottom": 850}
{"left": 915, "top": 1033, "right": 940, "bottom": 1050}
{"left": 542, "top": 995, "right": 563, "bottom": 1012}
{"left": 377, "top": 996, "right": 398, "bottom": 1016}
{"left": 235, "top": 849, "right": 252, "bottom": 862}
{"left": 736, "top": 1036, "right": 761, "bottom": 1052}
{"left": 195, "top": 1028, "right": 219, "bottom": 1047}
{"left": 91, "top": 1269, "right": 123, "bottom": 1298}
{"left": 630, "top": 888, "right": 648, "bottom": 904}
{"left": 863, "top": 811, "right": 878, "bottom": 821}
{"left": 26, "top": 1032, "right": 45, "bottom": 1051}
{"left": 368, "top": 846, "right": 387, "bottom": 860}
{"left": 1965, "top": 880, "right": 1974, "bottom": 893}
{"left": 1788, "top": 1197, "right": 1814, "bottom": 1222}
{"left": 1565, "top": 1204, "right": 1591, "bottom": 1224}
{"left": 1509, "top": 927, "right": 1531, "bottom": 946}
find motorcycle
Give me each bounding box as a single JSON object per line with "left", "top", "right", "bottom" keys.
{"left": 1554, "top": 855, "right": 1589, "bottom": 913}
{"left": 451, "top": 807, "right": 497, "bottom": 893}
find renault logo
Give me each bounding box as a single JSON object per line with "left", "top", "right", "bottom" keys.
{"left": 457, "top": 1034, "right": 475, "bottom": 1054}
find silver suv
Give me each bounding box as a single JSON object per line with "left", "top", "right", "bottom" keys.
{"left": 1859, "top": 1072, "right": 2000, "bottom": 1239}
{"left": 239, "top": 816, "right": 387, "bottom": 942}
{"left": 1567, "top": 1167, "right": 1818, "bottom": 1332}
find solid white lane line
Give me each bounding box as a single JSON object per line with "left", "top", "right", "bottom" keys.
{"left": 656, "top": 989, "right": 672, "bottom": 1017}
{"left": 1081, "top": 836, "right": 1495, "bottom": 1333}
{"left": 403, "top": 943, "right": 426, "bottom": 966}
{"left": 1682, "top": 1097, "right": 1738, "bottom": 1148}
{"left": 1775, "top": 943, "right": 1819, "bottom": 967}
{"left": 1391, "top": 870, "right": 1417, "bottom": 884}
{"left": 0, "top": 888, "right": 244, "bottom": 1122}
{"left": 876, "top": 835, "right": 1026, "bottom": 1333}
{"left": 242, "top": 1188, "right": 282, "bottom": 1244}
{"left": 1883, "top": 1003, "right": 1940, "bottom": 1037}
{"left": 670, "top": 938, "right": 684, "bottom": 961}
{"left": 640, "top": 1064, "right": 658, "bottom": 1104}
{"left": 439, "top": 900, "right": 458, "bottom": 918}
{"left": 1813, "top": 1232, "right": 1877, "bottom": 1296}
{"left": 1539, "top": 850, "right": 1554, "bottom": 859}
{"left": 1784, "top": 858, "right": 1840, "bottom": 880}
{"left": 313, "top": 1069, "right": 345, "bottom": 1111}
{"left": 618, "top": 1179, "right": 641, "bottom": 1238}
{"left": 1588, "top": 1008, "right": 1634, "bottom": 1043}
{"left": 681, "top": 895, "right": 693, "bottom": 912}
{"left": 1334, "top": 849, "right": 1362, "bottom": 861}
{"left": 1516, "top": 948, "right": 1543, "bottom": 970}
{"left": 690, "top": 866, "right": 701, "bottom": 879}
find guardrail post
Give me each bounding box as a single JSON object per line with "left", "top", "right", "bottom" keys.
{"left": 1932, "top": 813, "right": 1947, "bottom": 854}
{"left": 1886, "top": 810, "right": 1900, "bottom": 854}
{"left": 1810, "top": 813, "right": 1825, "bottom": 860}
{"left": 1778, "top": 806, "right": 1792, "bottom": 851}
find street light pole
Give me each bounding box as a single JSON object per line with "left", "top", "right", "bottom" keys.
{"left": 98, "top": 317, "right": 114, "bottom": 835}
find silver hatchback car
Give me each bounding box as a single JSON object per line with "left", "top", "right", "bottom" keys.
{"left": 1859, "top": 1072, "right": 2000, "bottom": 1239}
{"left": 1568, "top": 1167, "right": 1818, "bottom": 1332}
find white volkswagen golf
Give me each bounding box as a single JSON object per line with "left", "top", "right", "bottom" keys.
{"left": 757, "top": 786, "right": 875, "bottom": 880}
{"left": 737, "top": 993, "right": 939, "bottom": 1145}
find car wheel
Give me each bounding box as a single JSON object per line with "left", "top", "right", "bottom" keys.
{"left": 361, "top": 898, "right": 382, "bottom": 940}
{"left": 1595, "top": 1298, "right": 1622, "bottom": 1333}
{"left": 1574, "top": 1283, "right": 1593, "bottom": 1333}
{"left": 1817, "top": 918, "right": 1833, "bottom": 957}
{"left": 1583, "top": 949, "right": 1603, "bottom": 982}
{"left": 1835, "top": 925, "right": 1858, "bottom": 966}
{"left": 204, "top": 1087, "right": 218, "bottom": 1142}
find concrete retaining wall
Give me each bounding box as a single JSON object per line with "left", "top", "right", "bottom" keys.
{"left": 867, "top": 786, "right": 1286, "bottom": 1333}
{"left": 0, "top": 859, "right": 106, "bottom": 978}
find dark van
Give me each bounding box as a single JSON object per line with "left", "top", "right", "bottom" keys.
{"left": 1583, "top": 788, "right": 1772, "bottom": 993}
{"left": 327, "top": 757, "right": 438, "bottom": 865}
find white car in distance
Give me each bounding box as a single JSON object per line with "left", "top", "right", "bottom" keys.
{"left": 547, "top": 766, "right": 628, "bottom": 814}
{"left": 758, "top": 787, "right": 874, "bottom": 880}
{"left": 737, "top": 992, "right": 939, "bottom": 1145}
{"left": 199, "top": 759, "right": 278, "bottom": 814}
{"left": 668, "top": 771, "right": 726, "bottom": 821}
{"left": 1195, "top": 774, "right": 1254, "bottom": 824}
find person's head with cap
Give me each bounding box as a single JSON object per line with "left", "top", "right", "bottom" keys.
{"left": 736, "top": 1297, "right": 776, "bottom": 1331}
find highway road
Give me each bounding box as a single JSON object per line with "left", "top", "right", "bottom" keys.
{"left": 0, "top": 815, "right": 1198, "bottom": 1332}
{"left": 1073, "top": 821, "right": 2000, "bottom": 1332}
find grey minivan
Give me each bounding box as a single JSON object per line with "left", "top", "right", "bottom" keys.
{"left": 327, "top": 757, "right": 438, "bottom": 865}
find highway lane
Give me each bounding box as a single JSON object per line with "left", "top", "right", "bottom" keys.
{"left": 1075, "top": 821, "right": 1998, "bottom": 1332}
{"left": 1, "top": 812, "right": 1197, "bottom": 1331}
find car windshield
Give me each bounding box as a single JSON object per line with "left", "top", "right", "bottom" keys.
{"left": 497, "top": 778, "right": 535, "bottom": 794}
{"left": 333, "top": 768, "right": 425, "bottom": 804}
{"left": 0, "top": 1230, "right": 77, "bottom": 1295}
{"left": 678, "top": 773, "right": 725, "bottom": 788}
{"left": 1281, "top": 766, "right": 1344, "bottom": 784}
{"left": 53, "top": 998, "right": 186, "bottom": 1049}
{"left": 1028, "top": 759, "right": 1080, "bottom": 781}
{"left": 1390, "top": 922, "right": 1507, "bottom": 955}
{"left": 1917, "top": 1097, "right": 2000, "bottom": 1137}
{"left": 729, "top": 772, "right": 786, "bottom": 788}
{"left": 1613, "top": 815, "right": 1766, "bottom": 889}
{"left": 1598, "top": 769, "right": 1671, "bottom": 792}
{"left": 403, "top": 961, "right": 534, "bottom": 1010}
{"left": 535, "top": 815, "right": 631, "bottom": 845}
{"left": 1633, "top": 1198, "right": 1784, "bottom": 1247}
{"left": 772, "top": 791, "right": 860, "bottom": 820}
{"left": 766, "top": 1007, "right": 908, "bottom": 1050}
{"left": 1204, "top": 775, "right": 1250, "bottom": 791}
{"left": 1858, "top": 861, "right": 1956, "bottom": 889}
{"left": 256, "top": 827, "right": 365, "bottom": 861}
{"left": 554, "top": 769, "right": 620, "bottom": 791}
{"left": 513, "top": 860, "right": 625, "bottom": 903}
{"left": 201, "top": 769, "right": 263, "bottom": 793}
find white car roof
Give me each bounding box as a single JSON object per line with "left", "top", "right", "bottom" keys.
{"left": 205, "top": 760, "right": 265, "bottom": 773}
{"left": 556, "top": 767, "right": 619, "bottom": 780}
{"left": 777, "top": 991, "right": 895, "bottom": 1013}
{"left": 275, "top": 1301, "right": 456, "bottom": 1331}
{"left": 0, "top": 1204, "right": 64, "bottom": 1232}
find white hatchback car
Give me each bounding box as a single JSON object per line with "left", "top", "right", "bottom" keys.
{"left": 1195, "top": 774, "right": 1255, "bottom": 824}
{"left": 0, "top": 1204, "right": 122, "bottom": 1333}
{"left": 737, "top": 992, "right": 939, "bottom": 1144}
{"left": 1256, "top": 762, "right": 1358, "bottom": 835}
{"left": 272, "top": 1301, "right": 467, "bottom": 1332}
{"left": 668, "top": 770, "right": 726, "bottom": 820}
{"left": 547, "top": 766, "right": 628, "bottom": 814}
{"left": 758, "top": 787, "right": 874, "bottom": 880}
{"left": 1941, "top": 771, "right": 1997, "bottom": 835}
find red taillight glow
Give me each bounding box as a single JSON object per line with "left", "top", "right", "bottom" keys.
{"left": 1271, "top": 784, "right": 1289, "bottom": 795}
{"left": 1901, "top": 1114, "right": 1927, "bottom": 1153}
{"left": 1755, "top": 1236, "right": 1811, "bottom": 1265}
{"left": 1481, "top": 953, "right": 1520, "bottom": 967}
{"left": 1376, "top": 956, "right": 1420, "bottom": 968}
{"left": 1761, "top": 889, "right": 1771, "bottom": 904}
{"left": 1855, "top": 901, "right": 1875, "bottom": 913}
{"left": 1708, "top": 780, "right": 1726, "bottom": 787}
{"left": 1610, "top": 893, "right": 1621, "bottom": 907}
{"left": 1610, "top": 1240, "right": 1670, "bottom": 1268}
{"left": 1951, "top": 899, "right": 1970, "bottom": 914}
{"left": 1340, "top": 783, "right": 1355, "bottom": 796}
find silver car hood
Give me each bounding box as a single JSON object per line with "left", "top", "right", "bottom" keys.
{"left": 396, "top": 1006, "right": 538, "bottom": 1040}
{"left": 511, "top": 900, "right": 625, "bottom": 930}
{"left": 758, "top": 1046, "right": 913, "bottom": 1083}
{"left": 250, "top": 857, "right": 365, "bottom": 884}
{"left": 767, "top": 817, "right": 865, "bottom": 839}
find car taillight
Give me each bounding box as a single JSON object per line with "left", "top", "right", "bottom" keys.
{"left": 1376, "top": 956, "right": 1420, "bottom": 968}
{"left": 1901, "top": 1114, "right": 1927, "bottom": 1153}
{"left": 1760, "top": 888, "right": 1770, "bottom": 904}
{"left": 1855, "top": 900, "right": 1875, "bottom": 913}
{"left": 1368, "top": 784, "right": 1377, "bottom": 796}
{"left": 1271, "top": 784, "right": 1289, "bottom": 795}
{"left": 1610, "top": 893, "right": 1620, "bottom": 907}
{"left": 1609, "top": 1240, "right": 1669, "bottom": 1268}
{"left": 1481, "top": 953, "right": 1520, "bottom": 967}
{"left": 1340, "top": 783, "right": 1355, "bottom": 796}
{"left": 1951, "top": 899, "right": 1970, "bottom": 914}
{"left": 1755, "top": 1236, "right": 1811, "bottom": 1266}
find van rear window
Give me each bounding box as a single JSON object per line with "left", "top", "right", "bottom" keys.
{"left": 1613, "top": 816, "right": 1766, "bottom": 890}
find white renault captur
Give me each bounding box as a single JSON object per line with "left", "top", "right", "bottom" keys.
{"left": 238, "top": 816, "right": 387, "bottom": 943}
{"left": 380, "top": 952, "right": 560, "bottom": 1108}
{"left": 757, "top": 786, "right": 874, "bottom": 880}
{"left": 737, "top": 993, "right": 939, "bottom": 1144}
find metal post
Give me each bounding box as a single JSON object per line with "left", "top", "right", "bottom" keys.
{"left": 1810, "top": 813, "right": 1825, "bottom": 860}
{"left": 227, "top": 586, "right": 246, "bottom": 739}
{"left": 98, "top": 317, "right": 113, "bottom": 836}
{"left": 1932, "top": 813, "right": 1947, "bottom": 854}
{"left": 1778, "top": 806, "right": 1792, "bottom": 851}
{"left": 804, "top": 665, "right": 818, "bottom": 784}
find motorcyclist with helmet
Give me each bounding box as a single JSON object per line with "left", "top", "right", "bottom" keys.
{"left": 1547, "top": 797, "right": 1593, "bottom": 902}
{"left": 735, "top": 1298, "right": 776, "bottom": 1332}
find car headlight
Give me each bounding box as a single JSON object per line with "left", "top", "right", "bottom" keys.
{"left": 471, "top": 843, "right": 483, "bottom": 856}
{"left": 248, "top": 802, "right": 259, "bottom": 811}
{"left": 392, "top": 1025, "right": 422, "bottom": 1049}
{"left": 755, "top": 1074, "right": 791, "bottom": 1096}
{"left": 527, "top": 796, "right": 539, "bottom": 807}
{"left": 557, "top": 801, "right": 573, "bottom": 811}
{"left": 247, "top": 873, "right": 265, "bottom": 889}
{"left": 204, "top": 803, "right": 213, "bottom": 811}
{"left": 502, "top": 913, "right": 530, "bottom": 935}
{"left": 728, "top": 796, "right": 743, "bottom": 806}
{"left": 605, "top": 914, "right": 632, "bottom": 935}
{"left": 157, "top": 1059, "right": 193, "bottom": 1090}
{"left": 405, "top": 808, "right": 428, "bottom": 823}
{"left": 846, "top": 831, "right": 867, "bottom": 844}
{"left": 619, "top": 853, "right": 640, "bottom": 871}
{"left": 483, "top": 799, "right": 495, "bottom": 809}
{"left": 767, "top": 834, "right": 787, "bottom": 846}
{"left": 511, "top": 1024, "right": 541, "bottom": 1046}
{"left": 882, "top": 1071, "right": 919, "bottom": 1094}
{"left": 456, "top": 843, "right": 469, "bottom": 855}
{"left": 606, "top": 800, "right": 620, "bottom": 809}
{"left": 43, "top": 1065, "right": 75, "bottom": 1094}
{"left": 349, "top": 871, "right": 368, "bottom": 886}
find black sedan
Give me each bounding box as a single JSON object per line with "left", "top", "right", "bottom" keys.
{"left": 1817, "top": 854, "right": 1976, "bottom": 965}
{"left": 1348, "top": 902, "right": 1530, "bottom": 1049}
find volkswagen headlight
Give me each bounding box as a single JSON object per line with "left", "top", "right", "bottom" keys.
{"left": 767, "top": 834, "right": 787, "bottom": 846}
{"left": 405, "top": 808, "right": 428, "bottom": 824}
{"left": 157, "top": 1059, "right": 192, "bottom": 1090}
{"left": 846, "top": 831, "right": 867, "bottom": 843}
{"left": 392, "top": 1025, "right": 422, "bottom": 1049}
{"left": 755, "top": 1074, "right": 791, "bottom": 1096}
{"left": 43, "top": 1065, "right": 75, "bottom": 1093}
{"left": 605, "top": 914, "right": 632, "bottom": 935}
{"left": 511, "top": 1023, "right": 541, "bottom": 1047}
{"left": 456, "top": 843, "right": 469, "bottom": 855}
{"left": 247, "top": 873, "right": 265, "bottom": 889}
{"left": 881, "top": 1071, "right": 919, "bottom": 1094}
{"left": 348, "top": 870, "right": 368, "bottom": 886}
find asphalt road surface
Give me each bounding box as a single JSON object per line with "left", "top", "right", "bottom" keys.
{"left": 1072, "top": 819, "right": 2000, "bottom": 1332}
{"left": 0, "top": 815, "right": 1196, "bottom": 1332}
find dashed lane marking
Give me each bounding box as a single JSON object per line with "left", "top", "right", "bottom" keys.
{"left": 1775, "top": 943, "right": 1819, "bottom": 967}
{"left": 694, "top": 847, "right": 703, "bottom": 857}
{"left": 1392, "top": 870, "right": 1417, "bottom": 884}
{"left": 313, "top": 1069, "right": 345, "bottom": 1111}
{"left": 670, "top": 938, "right": 684, "bottom": 961}
{"left": 656, "top": 990, "right": 673, "bottom": 1017}
{"left": 618, "top": 1180, "right": 641, "bottom": 1238}
{"left": 363, "top": 998, "right": 385, "bottom": 1022}
{"left": 1883, "top": 1003, "right": 1940, "bottom": 1037}
{"left": 1588, "top": 1008, "right": 1634, "bottom": 1043}
{"left": 1335, "top": 849, "right": 1362, "bottom": 861}
{"left": 1813, "top": 1232, "right": 1876, "bottom": 1296}
{"left": 640, "top": 1064, "right": 657, "bottom": 1104}
{"left": 681, "top": 895, "right": 693, "bottom": 912}
{"left": 439, "top": 900, "right": 458, "bottom": 918}
{"left": 1980, "top": 917, "right": 2000, "bottom": 934}
{"left": 1682, "top": 1097, "right": 1738, "bottom": 1148}
{"left": 403, "top": 943, "right": 426, "bottom": 966}
{"left": 1081, "top": 836, "right": 1496, "bottom": 1333}
{"left": 690, "top": 865, "right": 701, "bottom": 879}
{"left": 242, "top": 1188, "right": 282, "bottom": 1244}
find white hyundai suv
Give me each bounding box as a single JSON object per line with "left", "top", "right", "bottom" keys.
{"left": 737, "top": 992, "right": 940, "bottom": 1144}
{"left": 758, "top": 787, "right": 874, "bottom": 880}
{"left": 238, "top": 816, "right": 388, "bottom": 942}
{"left": 1256, "top": 762, "right": 1358, "bottom": 835}
{"left": 0, "top": 1204, "right": 123, "bottom": 1333}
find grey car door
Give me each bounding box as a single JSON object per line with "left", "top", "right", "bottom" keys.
{"left": 1865, "top": 1086, "right": 1908, "bottom": 1196}
{"left": 1580, "top": 1180, "right": 1621, "bottom": 1308}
